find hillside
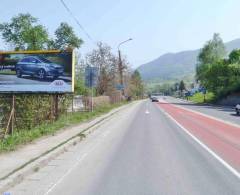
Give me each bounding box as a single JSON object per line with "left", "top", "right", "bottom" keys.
{"left": 138, "top": 38, "right": 240, "bottom": 82}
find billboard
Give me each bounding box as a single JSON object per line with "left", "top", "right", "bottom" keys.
{"left": 0, "top": 50, "right": 74, "bottom": 93}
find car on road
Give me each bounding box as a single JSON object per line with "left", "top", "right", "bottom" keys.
{"left": 236, "top": 104, "right": 240, "bottom": 115}
{"left": 151, "top": 96, "right": 159, "bottom": 102}
{"left": 16, "top": 56, "right": 64, "bottom": 80}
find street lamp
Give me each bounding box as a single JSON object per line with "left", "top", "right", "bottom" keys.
{"left": 118, "top": 38, "right": 133, "bottom": 51}
{"left": 117, "top": 38, "right": 133, "bottom": 95}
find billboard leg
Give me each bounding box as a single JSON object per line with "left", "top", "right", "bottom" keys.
{"left": 54, "top": 94, "right": 59, "bottom": 120}
{"left": 50, "top": 96, "right": 54, "bottom": 121}
{"left": 10, "top": 95, "right": 15, "bottom": 135}
{"left": 5, "top": 95, "right": 15, "bottom": 137}
{"left": 72, "top": 94, "right": 74, "bottom": 113}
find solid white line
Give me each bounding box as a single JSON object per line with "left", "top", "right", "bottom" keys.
{"left": 158, "top": 106, "right": 240, "bottom": 180}
{"left": 43, "top": 109, "right": 120, "bottom": 195}
{"left": 44, "top": 127, "right": 114, "bottom": 194}
{"left": 44, "top": 153, "right": 88, "bottom": 195}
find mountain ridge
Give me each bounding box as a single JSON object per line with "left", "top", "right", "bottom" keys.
{"left": 137, "top": 38, "right": 240, "bottom": 82}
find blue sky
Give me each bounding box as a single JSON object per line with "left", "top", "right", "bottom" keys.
{"left": 1, "top": 0, "right": 240, "bottom": 67}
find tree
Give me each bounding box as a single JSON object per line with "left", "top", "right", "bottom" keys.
{"left": 0, "top": 13, "right": 49, "bottom": 50}
{"left": 229, "top": 49, "right": 240, "bottom": 63}
{"left": 130, "top": 70, "right": 144, "bottom": 98}
{"left": 174, "top": 82, "right": 179, "bottom": 91}
{"left": 195, "top": 47, "right": 240, "bottom": 100}
{"left": 197, "top": 33, "right": 226, "bottom": 65}
{"left": 53, "top": 22, "right": 83, "bottom": 50}
{"left": 196, "top": 33, "right": 226, "bottom": 86}
{"left": 23, "top": 25, "right": 49, "bottom": 50}
{"left": 179, "top": 80, "right": 186, "bottom": 96}
{"left": 190, "top": 83, "right": 195, "bottom": 89}
{"left": 86, "top": 42, "right": 118, "bottom": 95}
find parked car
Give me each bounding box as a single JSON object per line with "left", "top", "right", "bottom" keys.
{"left": 151, "top": 96, "right": 159, "bottom": 102}
{"left": 236, "top": 104, "right": 240, "bottom": 115}
{"left": 16, "top": 56, "right": 64, "bottom": 80}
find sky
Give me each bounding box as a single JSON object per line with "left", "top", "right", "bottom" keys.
{"left": 1, "top": 0, "right": 240, "bottom": 68}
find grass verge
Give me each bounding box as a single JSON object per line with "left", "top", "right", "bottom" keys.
{"left": 0, "top": 101, "right": 128, "bottom": 153}
{"left": 189, "top": 92, "right": 215, "bottom": 104}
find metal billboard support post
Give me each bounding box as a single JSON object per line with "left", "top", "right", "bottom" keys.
{"left": 54, "top": 94, "right": 59, "bottom": 120}
{"left": 11, "top": 95, "right": 15, "bottom": 135}
{"left": 71, "top": 94, "right": 74, "bottom": 113}
{"left": 5, "top": 94, "right": 15, "bottom": 137}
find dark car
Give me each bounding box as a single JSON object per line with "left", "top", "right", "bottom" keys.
{"left": 16, "top": 56, "right": 64, "bottom": 80}
{"left": 236, "top": 104, "right": 240, "bottom": 115}
{"left": 151, "top": 96, "right": 159, "bottom": 102}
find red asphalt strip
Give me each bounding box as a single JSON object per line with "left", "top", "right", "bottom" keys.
{"left": 157, "top": 101, "right": 240, "bottom": 171}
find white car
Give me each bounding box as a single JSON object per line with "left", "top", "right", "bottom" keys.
{"left": 236, "top": 104, "right": 240, "bottom": 115}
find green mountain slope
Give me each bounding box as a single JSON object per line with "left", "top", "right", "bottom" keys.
{"left": 138, "top": 38, "right": 240, "bottom": 82}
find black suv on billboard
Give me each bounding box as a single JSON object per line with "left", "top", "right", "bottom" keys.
{"left": 16, "top": 56, "right": 64, "bottom": 80}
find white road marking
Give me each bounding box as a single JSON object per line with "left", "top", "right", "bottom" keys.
{"left": 44, "top": 126, "right": 113, "bottom": 194}
{"left": 145, "top": 101, "right": 150, "bottom": 114}
{"left": 161, "top": 99, "right": 240, "bottom": 128}
{"left": 158, "top": 106, "right": 240, "bottom": 180}
{"left": 44, "top": 153, "right": 88, "bottom": 195}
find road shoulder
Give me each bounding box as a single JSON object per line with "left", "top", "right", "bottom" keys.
{"left": 0, "top": 101, "right": 137, "bottom": 193}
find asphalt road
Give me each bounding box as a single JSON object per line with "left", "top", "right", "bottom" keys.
{"left": 8, "top": 100, "right": 240, "bottom": 195}
{"left": 0, "top": 74, "right": 71, "bottom": 85}
{"left": 165, "top": 96, "right": 240, "bottom": 126}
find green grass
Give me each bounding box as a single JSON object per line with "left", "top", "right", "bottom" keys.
{"left": 0, "top": 70, "right": 16, "bottom": 75}
{"left": 0, "top": 102, "right": 128, "bottom": 153}
{"left": 189, "top": 92, "right": 215, "bottom": 104}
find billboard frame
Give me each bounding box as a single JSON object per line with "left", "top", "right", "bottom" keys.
{"left": 0, "top": 50, "right": 75, "bottom": 135}
{"left": 0, "top": 49, "right": 75, "bottom": 94}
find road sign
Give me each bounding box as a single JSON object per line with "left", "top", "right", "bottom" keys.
{"left": 85, "top": 66, "right": 98, "bottom": 88}
{"left": 115, "top": 84, "right": 124, "bottom": 90}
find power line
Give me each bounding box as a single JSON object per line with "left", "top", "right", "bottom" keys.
{"left": 60, "top": 0, "right": 95, "bottom": 43}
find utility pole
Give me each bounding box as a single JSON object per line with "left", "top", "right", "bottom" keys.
{"left": 117, "top": 38, "right": 133, "bottom": 96}
{"left": 118, "top": 49, "right": 123, "bottom": 86}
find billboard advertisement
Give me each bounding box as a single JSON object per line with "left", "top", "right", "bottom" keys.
{"left": 0, "top": 50, "right": 74, "bottom": 93}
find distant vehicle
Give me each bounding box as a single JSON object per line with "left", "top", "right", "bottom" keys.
{"left": 16, "top": 56, "right": 64, "bottom": 80}
{"left": 236, "top": 104, "right": 240, "bottom": 115}
{"left": 151, "top": 96, "right": 159, "bottom": 102}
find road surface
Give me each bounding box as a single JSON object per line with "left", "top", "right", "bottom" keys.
{"left": 165, "top": 96, "right": 240, "bottom": 126}
{"left": 7, "top": 99, "right": 240, "bottom": 195}
{"left": 0, "top": 74, "right": 71, "bottom": 85}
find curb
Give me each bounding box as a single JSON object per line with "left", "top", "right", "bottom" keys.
{"left": 0, "top": 102, "right": 134, "bottom": 193}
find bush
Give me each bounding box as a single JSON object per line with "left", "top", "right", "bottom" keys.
{"left": 0, "top": 101, "right": 127, "bottom": 152}
{"left": 0, "top": 94, "right": 71, "bottom": 132}
{"left": 189, "top": 92, "right": 215, "bottom": 103}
